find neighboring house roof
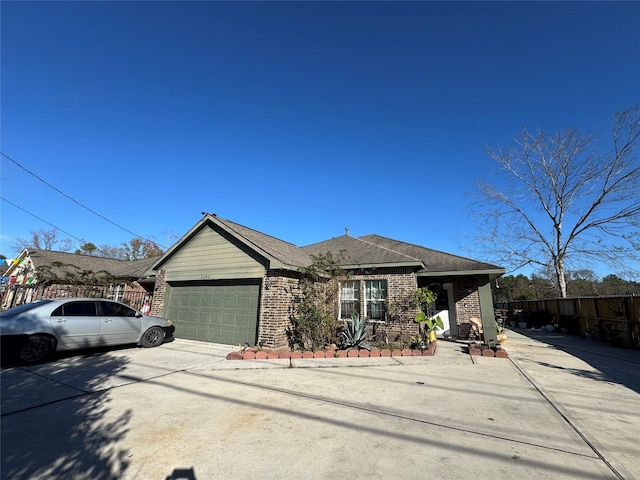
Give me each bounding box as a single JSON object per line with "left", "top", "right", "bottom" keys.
{"left": 113, "top": 255, "right": 161, "bottom": 278}
{"left": 5, "top": 249, "right": 159, "bottom": 284}
{"left": 151, "top": 214, "right": 314, "bottom": 272}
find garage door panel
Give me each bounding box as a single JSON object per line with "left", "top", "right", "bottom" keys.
{"left": 212, "top": 296, "right": 224, "bottom": 308}
{"left": 235, "top": 296, "right": 250, "bottom": 309}
{"left": 221, "top": 312, "right": 236, "bottom": 327}
{"left": 231, "top": 330, "right": 249, "bottom": 345}
{"left": 167, "top": 283, "right": 259, "bottom": 346}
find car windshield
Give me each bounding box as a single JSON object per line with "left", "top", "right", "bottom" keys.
{"left": 0, "top": 300, "right": 53, "bottom": 316}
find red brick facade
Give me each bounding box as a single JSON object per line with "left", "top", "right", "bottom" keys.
{"left": 149, "top": 269, "right": 166, "bottom": 317}
{"left": 257, "top": 270, "right": 302, "bottom": 348}
{"left": 151, "top": 267, "right": 484, "bottom": 349}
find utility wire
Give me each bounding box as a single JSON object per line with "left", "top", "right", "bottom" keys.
{"left": 1, "top": 196, "right": 85, "bottom": 243}
{"left": 1, "top": 151, "right": 167, "bottom": 248}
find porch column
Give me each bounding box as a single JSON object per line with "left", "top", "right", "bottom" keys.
{"left": 477, "top": 275, "right": 497, "bottom": 344}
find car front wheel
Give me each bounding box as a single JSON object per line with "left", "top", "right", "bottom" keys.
{"left": 18, "top": 335, "right": 55, "bottom": 365}
{"left": 141, "top": 326, "right": 165, "bottom": 348}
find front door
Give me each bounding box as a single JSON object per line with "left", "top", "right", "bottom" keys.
{"left": 433, "top": 283, "right": 457, "bottom": 337}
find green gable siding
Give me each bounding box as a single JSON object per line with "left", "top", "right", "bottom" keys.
{"left": 162, "top": 226, "right": 265, "bottom": 281}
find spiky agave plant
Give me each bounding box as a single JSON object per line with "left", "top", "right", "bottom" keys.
{"left": 341, "top": 314, "right": 373, "bottom": 350}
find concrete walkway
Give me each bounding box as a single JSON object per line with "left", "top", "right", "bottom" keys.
{"left": 1, "top": 332, "right": 639, "bottom": 479}
{"left": 504, "top": 328, "right": 640, "bottom": 480}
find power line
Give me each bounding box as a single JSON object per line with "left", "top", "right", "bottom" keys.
{"left": 1, "top": 151, "right": 167, "bottom": 248}
{"left": 1, "top": 196, "right": 85, "bottom": 243}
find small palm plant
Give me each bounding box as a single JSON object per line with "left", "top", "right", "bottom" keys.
{"left": 415, "top": 311, "right": 444, "bottom": 334}
{"left": 413, "top": 287, "right": 444, "bottom": 346}
{"left": 341, "top": 314, "right": 373, "bottom": 350}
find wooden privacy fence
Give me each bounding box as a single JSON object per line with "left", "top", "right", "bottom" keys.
{"left": 498, "top": 296, "right": 640, "bottom": 350}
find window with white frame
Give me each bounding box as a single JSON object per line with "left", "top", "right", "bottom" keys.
{"left": 340, "top": 280, "right": 360, "bottom": 319}
{"left": 339, "top": 279, "right": 388, "bottom": 321}
{"left": 108, "top": 284, "right": 125, "bottom": 302}
{"left": 365, "top": 280, "right": 387, "bottom": 321}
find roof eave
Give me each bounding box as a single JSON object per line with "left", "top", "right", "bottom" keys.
{"left": 268, "top": 259, "right": 303, "bottom": 271}
{"left": 417, "top": 268, "right": 505, "bottom": 280}
{"left": 341, "top": 261, "right": 425, "bottom": 270}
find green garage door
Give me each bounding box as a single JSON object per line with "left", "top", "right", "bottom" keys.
{"left": 165, "top": 282, "right": 260, "bottom": 346}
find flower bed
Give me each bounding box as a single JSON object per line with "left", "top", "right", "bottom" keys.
{"left": 226, "top": 341, "right": 437, "bottom": 360}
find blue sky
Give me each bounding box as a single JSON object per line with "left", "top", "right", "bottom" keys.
{"left": 1, "top": 1, "right": 639, "bottom": 277}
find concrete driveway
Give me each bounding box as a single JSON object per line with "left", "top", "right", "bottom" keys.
{"left": 1, "top": 333, "right": 638, "bottom": 480}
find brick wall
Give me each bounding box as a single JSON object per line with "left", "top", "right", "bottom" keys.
{"left": 150, "top": 269, "right": 166, "bottom": 317}
{"left": 341, "top": 270, "right": 420, "bottom": 346}
{"left": 257, "top": 270, "right": 302, "bottom": 349}
{"left": 257, "top": 269, "right": 423, "bottom": 349}
{"left": 453, "top": 277, "right": 481, "bottom": 323}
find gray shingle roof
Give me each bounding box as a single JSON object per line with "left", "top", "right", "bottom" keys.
{"left": 360, "top": 234, "right": 504, "bottom": 274}
{"left": 217, "top": 217, "right": 313, "bottom": 269}
{"left": 152, "top": 215, "right": 504, "bottom": 278}
{"left": 302, "top": 234, "right": 503, "bottom": 275}
{"left": 302, "top": 235, "right": 424, "bottom": 268}
{"left": 18, "top": 249, "right": 158, "bottom": 280}
{"left": 113, "top": 256, "right": 162, "bottom": 278}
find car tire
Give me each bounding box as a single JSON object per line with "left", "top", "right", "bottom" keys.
{"left": 17, "top": 335, "right": 55, "bottom": 365}
{"left": 141, "top": 326, "right": 165, "bottom": 348}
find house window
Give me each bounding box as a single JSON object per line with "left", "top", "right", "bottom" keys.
{"left": 108, "top": 284, "right": 125, "bottom": 302}
{"left": 365, "top": 280, "right": 387, "bottom": 321}
{"left": 340, "top": 279, "right": 388, "bottom": 321}
{"left": 340, "top": 280, "right": 360, "bottom": 319}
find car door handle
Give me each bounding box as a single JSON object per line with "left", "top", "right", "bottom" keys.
{"left": 55, "top": 319, "right": 66, "bottom": 324}
{"left": 104, "top": 319, "right": 113, "bottom": 323}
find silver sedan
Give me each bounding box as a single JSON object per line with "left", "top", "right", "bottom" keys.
{"left": 0, "top": 298, "right": 175, "bottom": 365}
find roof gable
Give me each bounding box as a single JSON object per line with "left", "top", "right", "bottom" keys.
{"left": 151, "top": 214, "right": 313, "bottom": 272}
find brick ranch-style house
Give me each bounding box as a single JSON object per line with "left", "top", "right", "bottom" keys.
{"left": 1, "top": 249, "right": 157, "bottom": 311}
{"left": 148, "top": 214, "right": 505, "bottom": 349}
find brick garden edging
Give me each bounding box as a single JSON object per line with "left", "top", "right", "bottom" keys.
{"left": 468, "top": 341, "right": 509, "bottom": 358}
{"left": 226, "top": 341, "right": 437, "bottom": 360}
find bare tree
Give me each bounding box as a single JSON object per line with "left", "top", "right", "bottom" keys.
{"left": 96, "top": 244, "right": 127, "bottom": 260}
{"left": 11, "top": 228, "right": 73, "bottom": 253}
{"left": 473, "top": 106, "right": 640, "bottom": 297}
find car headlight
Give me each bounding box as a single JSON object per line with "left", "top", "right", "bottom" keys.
{"left": 166, "top": 320, "right": 173, "bottom": 326}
